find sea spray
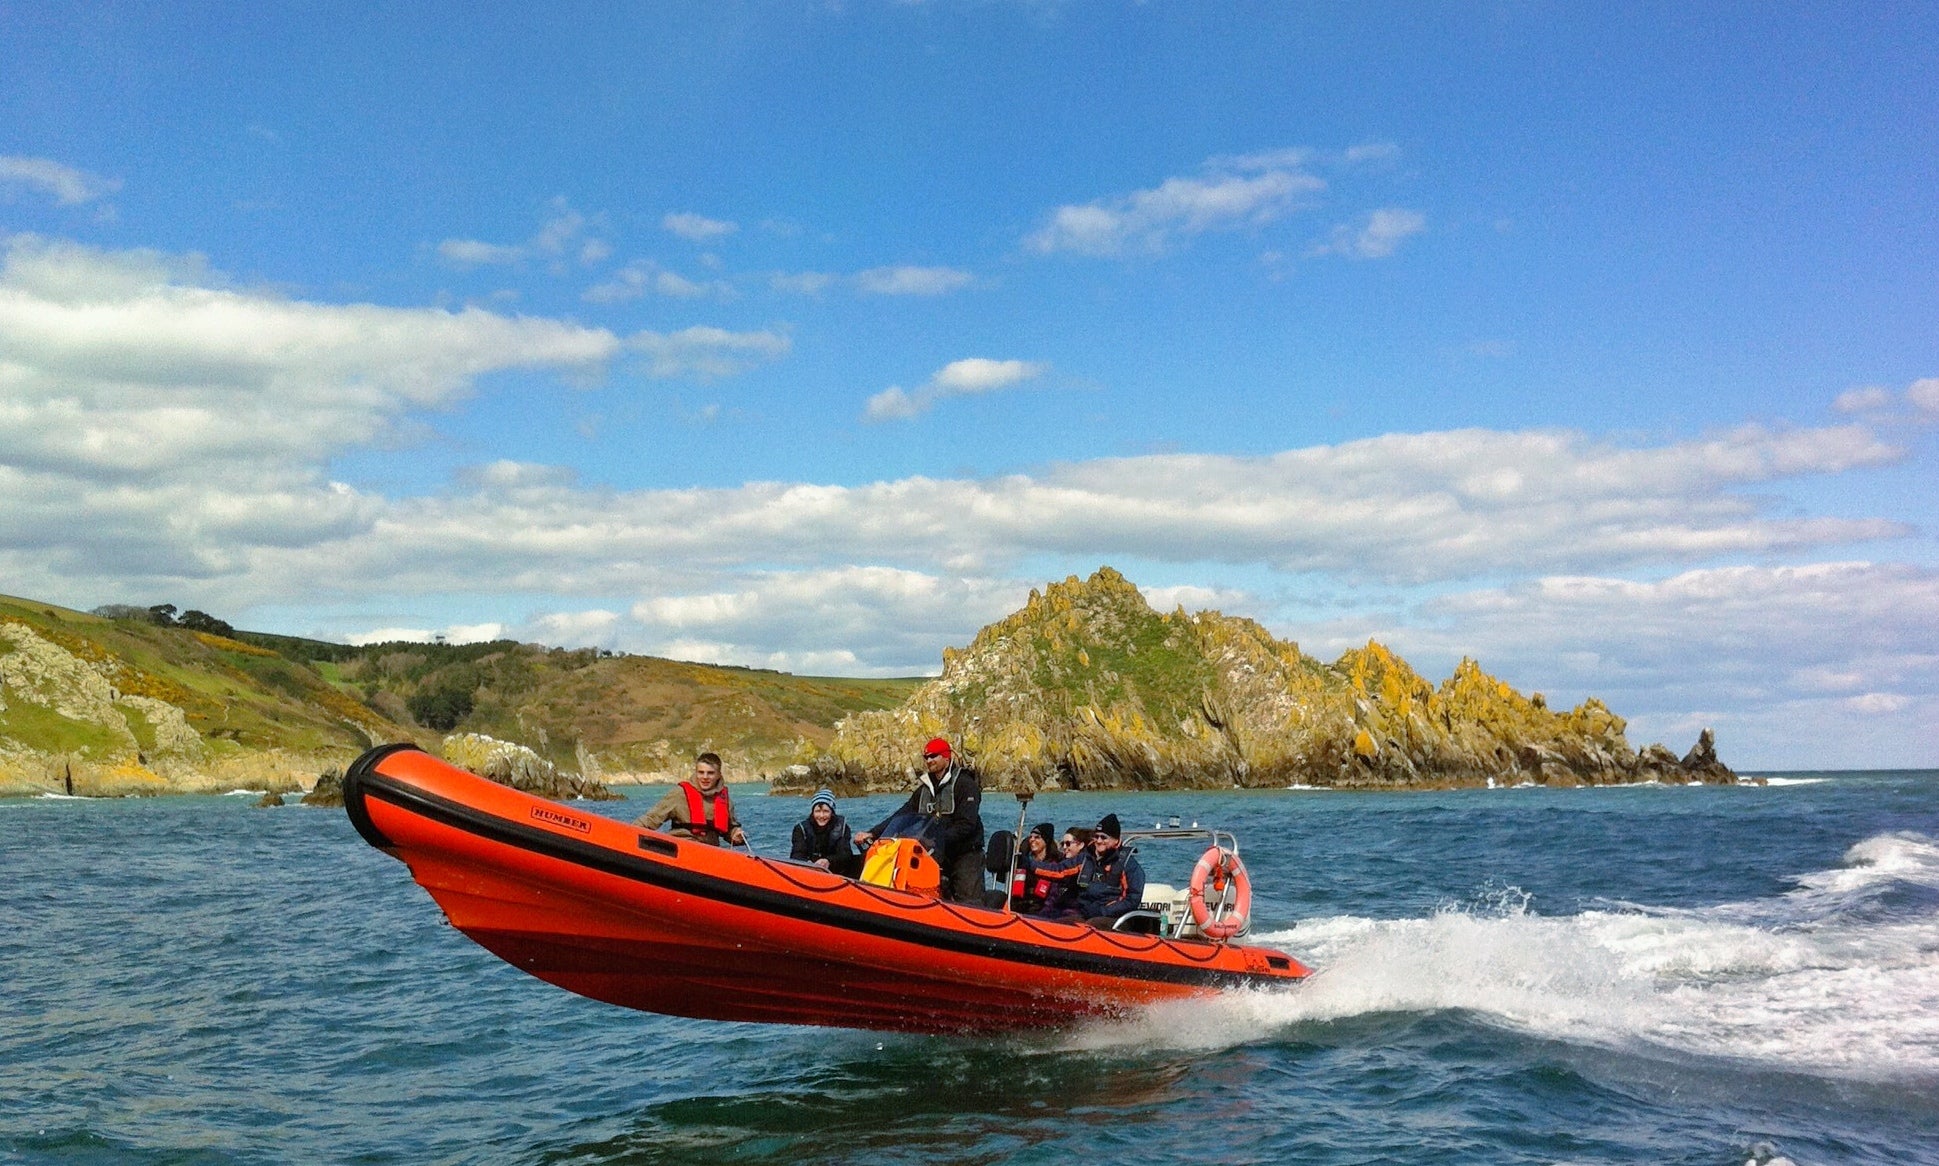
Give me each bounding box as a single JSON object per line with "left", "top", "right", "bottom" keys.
{"left": 1068, "top": 831, "right": 1939, "bottom": 1083}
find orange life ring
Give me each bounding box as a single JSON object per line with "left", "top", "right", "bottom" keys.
{"left": 1187, "top": 845, "right": 1251, "bottom": 940}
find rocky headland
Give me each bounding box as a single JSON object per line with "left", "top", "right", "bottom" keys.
{"left": 786, "top": 567, "right": 1738, "bottom": 795}
{"left": 3, "top": 578, "right": 1737, "bottom": 801}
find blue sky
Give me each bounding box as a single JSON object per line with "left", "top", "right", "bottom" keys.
{"left": 2, "top": 2, "right": 1935, "bottom": 768}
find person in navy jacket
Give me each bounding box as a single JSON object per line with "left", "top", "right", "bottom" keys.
{"left": 1076, "top": 813, "right": 1145, "bottom": 926}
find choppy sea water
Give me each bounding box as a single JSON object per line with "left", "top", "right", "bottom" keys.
{"left": 3, "top": 772, "right": 1936, "bottom": 1165}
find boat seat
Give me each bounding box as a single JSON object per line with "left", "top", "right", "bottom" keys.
{"left": 1110, "top": 910, "right": 1165, "bottom": 935}
{"left": 984, "top": 830, "right": 1017, "bottom": 875}
{"left": 1132, "top": 882, "right": 1193, "bottom": 939}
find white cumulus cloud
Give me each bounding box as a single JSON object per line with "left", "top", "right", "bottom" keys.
{"left": 584, "top": 260, "right": 734, "bottom": 302}
{"left": 0, "top": 155, "right": 120, "bottom": 205}
{"left": 1309, "top": 207, "right": 1427, "bottom": 259}
{"left": 630, "top": 568, "right": 1025, "bottom": 675}
{"left": 438, "top": 238, "right": 525, "bottom": 267}
{"left": 662, "top": 212, "right": 738, "bottom": 241}
{"left": 627, "top": 325, "right": 790, "bottom": 378}
{"left": 526, "top": 609, "right": 622, "bottom": 648}
{"left": 1834, "top": 385, "right": 1894, "bottom": 415}
{"left": 0, "top": 236, "right": 617, "bottom": 579}
{"left": 1832, "top": 377, "right": 1939, "bottom": 422}
{"left": 4, "top": 236, "right": 1932, "bottom": 759}
{"left": 1027, "top": 150, "right": 1326, "bottom": 257}
{"left": 864, "top": 358, "right": 1047, "bottom": 421}
{"left": 437, "top": 199, "right": 609, "bottom": 272}
{"left": 345, "top": 622, "right": 504, "bottom": 646}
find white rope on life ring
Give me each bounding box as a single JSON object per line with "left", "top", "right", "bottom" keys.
{"left": 1187, "top": 845, "right": 1251, "bottom": 941}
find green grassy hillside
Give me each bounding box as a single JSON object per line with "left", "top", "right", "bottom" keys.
{"left": 0, "top": 593, "right": 920, "bottom": 796}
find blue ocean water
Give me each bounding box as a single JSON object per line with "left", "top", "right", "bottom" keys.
{"left": 3, "top": 773, "right": 1936, "bottom": 1165}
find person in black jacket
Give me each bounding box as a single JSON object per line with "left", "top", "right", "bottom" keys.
{"left": 1012, "top": 822, "right": 1058, "bottom": 913}
{"left": 1033, "top": 828, "right": 1091, "bottom": 921}
{"left": 854, "top": 736, "right": 985, "bottom": 902}
{"left": 790, "top": 788, "right": 859, "bottom": 877}
{"left": 1077, "top": 813, "right": 1145, "bottom": 927}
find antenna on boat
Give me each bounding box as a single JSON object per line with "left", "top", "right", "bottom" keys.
{"left": 1001, "top": 787, "right": 1033, "bottom": 913}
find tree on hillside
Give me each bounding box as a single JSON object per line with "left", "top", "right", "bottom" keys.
{"left": 408, "top": 685, "right": 475, "bottom": 731}
{"left": 105, "top": 603, "right": 238, "bottom": 636}
{"left": 177, "top": 610, "right": 236, "bottom": 637}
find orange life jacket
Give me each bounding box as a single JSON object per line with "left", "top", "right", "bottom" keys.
{"left": 678, "top": 781, "right": 734, "bottom": 843}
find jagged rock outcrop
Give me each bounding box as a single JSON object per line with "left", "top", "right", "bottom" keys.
{"left": 0, "top": 616, "right": 210, "bottom": 795}
{"left": 0, "top": 610, "right": 384, "bottom": 796}
{"left": 789, "top": 567, "right": 1736, "bottom": 794}
{"left": 299, "top": 737, "right": 616, "bottom": 805}
{"left": 301, "top": 768, "right": 345, "bottom": 807}
{"left": 439, "top": 732, "right": 618, "bottom": 800}
{"left": 1676, "top": 727, "right": 1744, "bottom": 783}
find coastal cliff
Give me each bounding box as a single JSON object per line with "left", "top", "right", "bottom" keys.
{"left": 788, "top": 567, "right": 1736, "bottom": 794}
{"left": 0, "top": 602, "right": 397, "bottom": 797}
{"left": 0, "top": 593, "right": 912, "bottom": 798}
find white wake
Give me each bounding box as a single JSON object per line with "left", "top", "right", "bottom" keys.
{"left": 1069, "top": 833, "right": 1939, "bottom": 1083}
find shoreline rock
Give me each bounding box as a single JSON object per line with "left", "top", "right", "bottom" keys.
{"left": 439, "top": 732, "right": 619, "bottom": 801}
{"left": 779, "top": 567, "right": 1738, "bottom": 796}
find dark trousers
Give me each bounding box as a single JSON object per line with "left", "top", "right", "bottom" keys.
{"left": 943, "top": 850, "right": 984, "bottom": 903}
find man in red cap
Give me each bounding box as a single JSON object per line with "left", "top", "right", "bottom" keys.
{"left": 854, "top": 736, "right": 986, "bottom": 902}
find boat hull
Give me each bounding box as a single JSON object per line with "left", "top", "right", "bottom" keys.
{"left": 343, "top": 744, "right": 1309, "bottom": 1033}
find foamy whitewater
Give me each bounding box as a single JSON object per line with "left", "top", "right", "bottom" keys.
{"left": 5, "top": 770, "right": 1935, "bottom": 1164}
{"left": 1072, "top": 832, "right": 1939, "bottom": 1086}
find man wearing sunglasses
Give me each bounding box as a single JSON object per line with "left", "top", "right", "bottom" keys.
{"left": 854, "top": 736, "right": 985, "bottom": 903}
{"left": 1076, "top": 814, "right": 1145, "bottom": 928}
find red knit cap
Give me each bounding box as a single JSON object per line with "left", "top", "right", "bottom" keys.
{"left": 923, "top": 737, "right": 951, "bottom": 758}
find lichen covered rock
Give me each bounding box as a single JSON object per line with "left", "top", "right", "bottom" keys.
{"left": 440, "top": 732, "right": 618, "bottom": 800}
{"left": 0, "top": 618, "right": 216, "bottom": 794}
{"left": 790, "top": 567, "right": 1735, "bottom": 793}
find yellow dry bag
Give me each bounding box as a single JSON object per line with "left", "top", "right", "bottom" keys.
{"left": 859, "top": 837, "right": 942, "bottom": 897}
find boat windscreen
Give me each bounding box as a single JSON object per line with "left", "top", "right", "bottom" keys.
{"left": 874, "top": 810, "right": 944, "bottom": 854}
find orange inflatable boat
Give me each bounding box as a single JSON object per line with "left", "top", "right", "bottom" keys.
{"left": 342, "top": 743, "right": 1310, "bottom": 1033}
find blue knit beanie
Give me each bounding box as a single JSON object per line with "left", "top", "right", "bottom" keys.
{"left": 811, "top": 788, "right": 836, "bottom": 810}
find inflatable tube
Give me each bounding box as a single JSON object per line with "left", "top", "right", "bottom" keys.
{"left": 340, "top": 745, "right": 1306, "bottom": 1033}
